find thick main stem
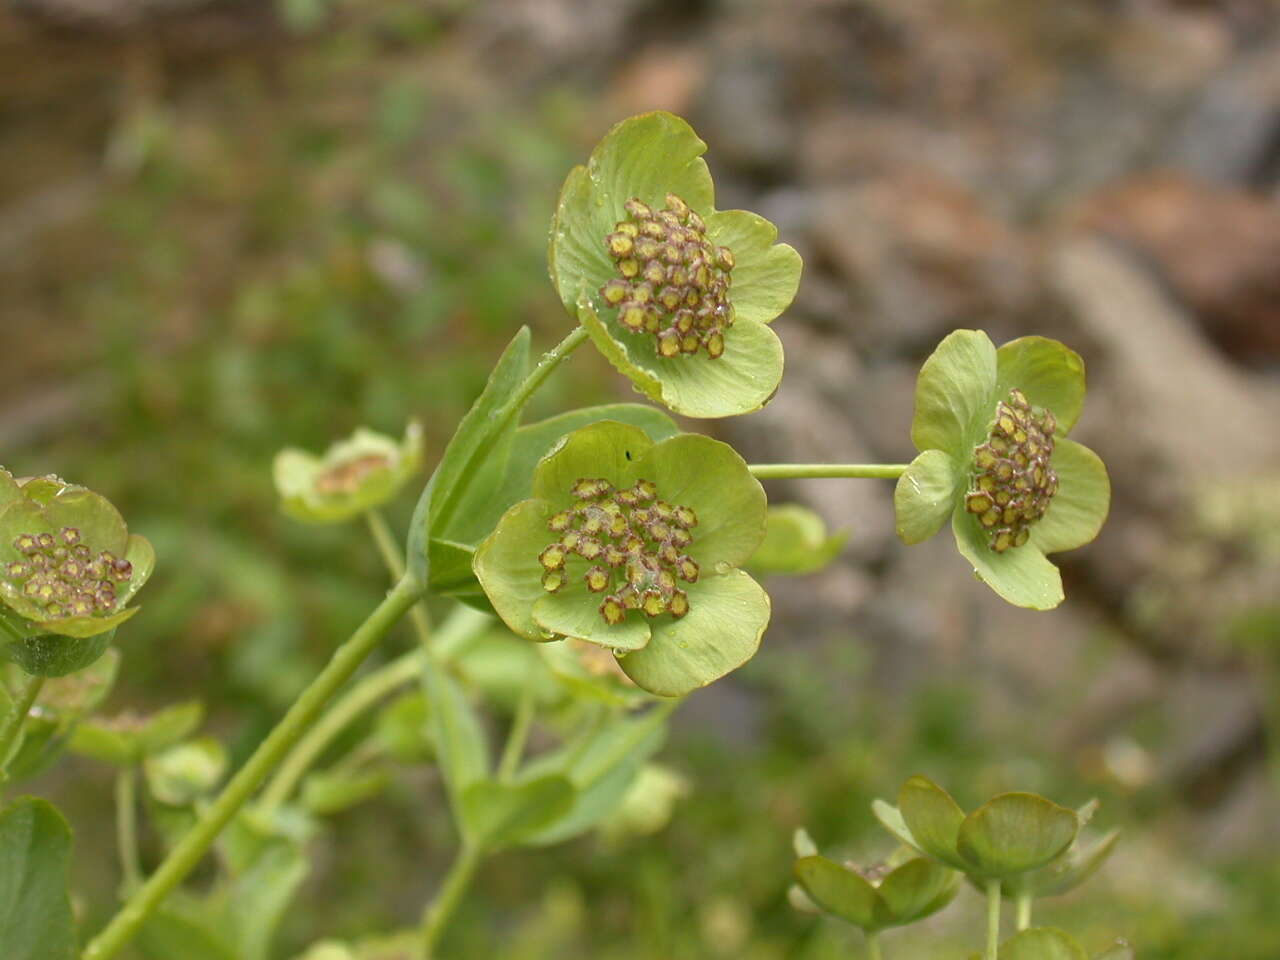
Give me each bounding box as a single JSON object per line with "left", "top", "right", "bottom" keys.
{"left": 257, "top": 650, "right": 421, "bottom": 817}
{"left": 259, "top": 604, "right": 488, "bottom": 818}
{"left": 747, "top": 464, "right": 909, "bottom": 480}
{"left": 985, "top": 879, "right": 1002, "bottom": 960}
{"left": 83, "top": 574, "right": 424, "bottom": 960}
{"left": 866, "top": 931, "right": 883, "bottom": 960}
{"left": 0, "top": 673, "right": 44, "bottom": 778}
{"left": 420, "top": 842, "right": 483, "bottom": 959}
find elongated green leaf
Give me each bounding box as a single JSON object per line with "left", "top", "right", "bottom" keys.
{"left": 227, "top": 838, "right": 309, "bottom": 960}
{"left": 137, "top": 909, "right": 238, "bottom": 960}
{"left": 522, "top": 707, "right": 668, "bottom": 845}
{"left": 461, "top": 775, "right": 575, "bottom": 850}
{"left": 410, "top": 327, "right": 531, "bottom": 583}
{"left": 0, "top": 797, "right": 76, "bottom": 960}
{"left": 421, "top": 660, "right": 490, "bottom": 817}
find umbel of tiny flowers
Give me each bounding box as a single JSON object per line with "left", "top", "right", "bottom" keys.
{"left": 0, "top": 468, "right": 154, "bottom": 644}
{"left": 273, "top": 421, "right": 422, "bottom": 524}
{"left": 791, "top": 827, "right": 961, "bottom": 935}
{"left": 872, "top": 776, "right": 1081, "bottom": 883}
{"left": 472, "top": 420, "right": 771, "bottom": 697}
{"left": 893, "top": 331, "right": 1110, "bottom": 610}
{"left": 548, "top": 111, "right": 802, "bottom": 419}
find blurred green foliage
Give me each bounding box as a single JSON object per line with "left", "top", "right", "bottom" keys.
{"left": 4, "top": 3, "right": 1277, "bottom": 957}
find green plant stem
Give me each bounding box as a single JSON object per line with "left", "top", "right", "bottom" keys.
{"left": 83, "top": 573, "right": 424, "bottom": 960}
{"left": 497, "top": 684, "right": 535, "bottom": 783}
{"left": 257, "top": 604, "right": 488, "bottom": 817}
{"left": 747, "top": 464, "right": 909, "bottom": 480}
{"left": 985, "top": 879, "right": 1002, "bottom": 960}
{"left": 1015, "top": 890, "right": 1032, "bottom": 931}
{"left": 257, "top": 651, "right": 419, "bottom": 816}
{"left": 115, "top": 766, "right": 143, "bottom": 896}
{"left": 367, "top": 508, "right": 432, "bottom": 645}
{"left": 420, "top": 842, "right": 483, "bottom": 959}
{"left": 0, "top": 673, "right": 44, "bottom": 777}
{"left": 497, "top": 325, "right": 590, "bottom": 425}
{"left": 866, "top": 931, "right": 883, "bottom": 960}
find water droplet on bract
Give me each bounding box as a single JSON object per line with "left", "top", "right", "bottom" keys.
{"left": 538, "top": 628, "right": 558, "bottom": 640}
{"left": 613, "top": 648, "right": 628, "bottom": 658}
{"left": 678, "top": 640, "right": 689, "bottom": 649}
{"left": 713, "top": 560, "right": 732, "bottom": 576}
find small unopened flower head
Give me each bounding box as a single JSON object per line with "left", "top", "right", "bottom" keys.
{"left": 964, "top": 389, "right": 1060, "bottom": 553}
{"left": 1, "top": 525, "right": 134, "bottom": 619}
{"left": 313, "top": 453, "right": 394, "bottom": 496}
{"left": 539, "top": 476, "right": 698, "bottom": 624}
{"left": 601, "top": 193, "right": 736, "bottom": 360}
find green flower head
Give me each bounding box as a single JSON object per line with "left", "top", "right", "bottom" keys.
{"left": 873, "top": 775, "right": 1081, "bottom": 882}
{"left": 894, "top": 331, "right": 1110, "bottom": 610}
{"left": 792, "top": 832, "right": 960, "bottom": 934}
{"left": 473, "top": 421, "right": 771, "bottom": 697}
{"left": 549, "top": 112, "right": 802, "bottom": 419}
{"left": 0, "top": 469, "right": 154, "bottom": 645}
{"left": 273, "top": 421, "right": 422, "bottom": 524}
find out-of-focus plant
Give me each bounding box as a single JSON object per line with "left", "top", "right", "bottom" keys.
{"left": 789, "top": 775, "right": 1121, "bottom": 958}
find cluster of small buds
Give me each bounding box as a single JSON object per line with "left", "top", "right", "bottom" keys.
{"left": 5, "top": 526, "right": 133, "bottom": 619}
{"left": 538, "top": 477, "right": 700, "bottom": 625}
{"left": 314, "top": 453, "right": 393, "bottom": 496}
{"left": 965, "top": 389, "right": 1060, "bottom": 553}
{"left": 600, "top": 194, "right": 735, "bottom": 360}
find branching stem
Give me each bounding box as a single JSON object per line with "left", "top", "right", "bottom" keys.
{"left": 83, "top": 573, "right": 424, "bottom": 960}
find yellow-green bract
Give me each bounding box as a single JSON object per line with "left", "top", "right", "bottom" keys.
{"left": 549, "top": 111, "right": 801, "bottom": 419}
{"left": 893, "top": 331, "right": 1110, "bottom": 610}
{"left": 472, "top": 420, "right": 771, "bottom": 697}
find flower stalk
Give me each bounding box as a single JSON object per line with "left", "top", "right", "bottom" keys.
{"left": 749, "top": 464, "right": 909, "bottom": 480}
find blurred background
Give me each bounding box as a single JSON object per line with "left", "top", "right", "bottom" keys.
{"left": 4, "top": 0, "right": 1280, "bottom": 956}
